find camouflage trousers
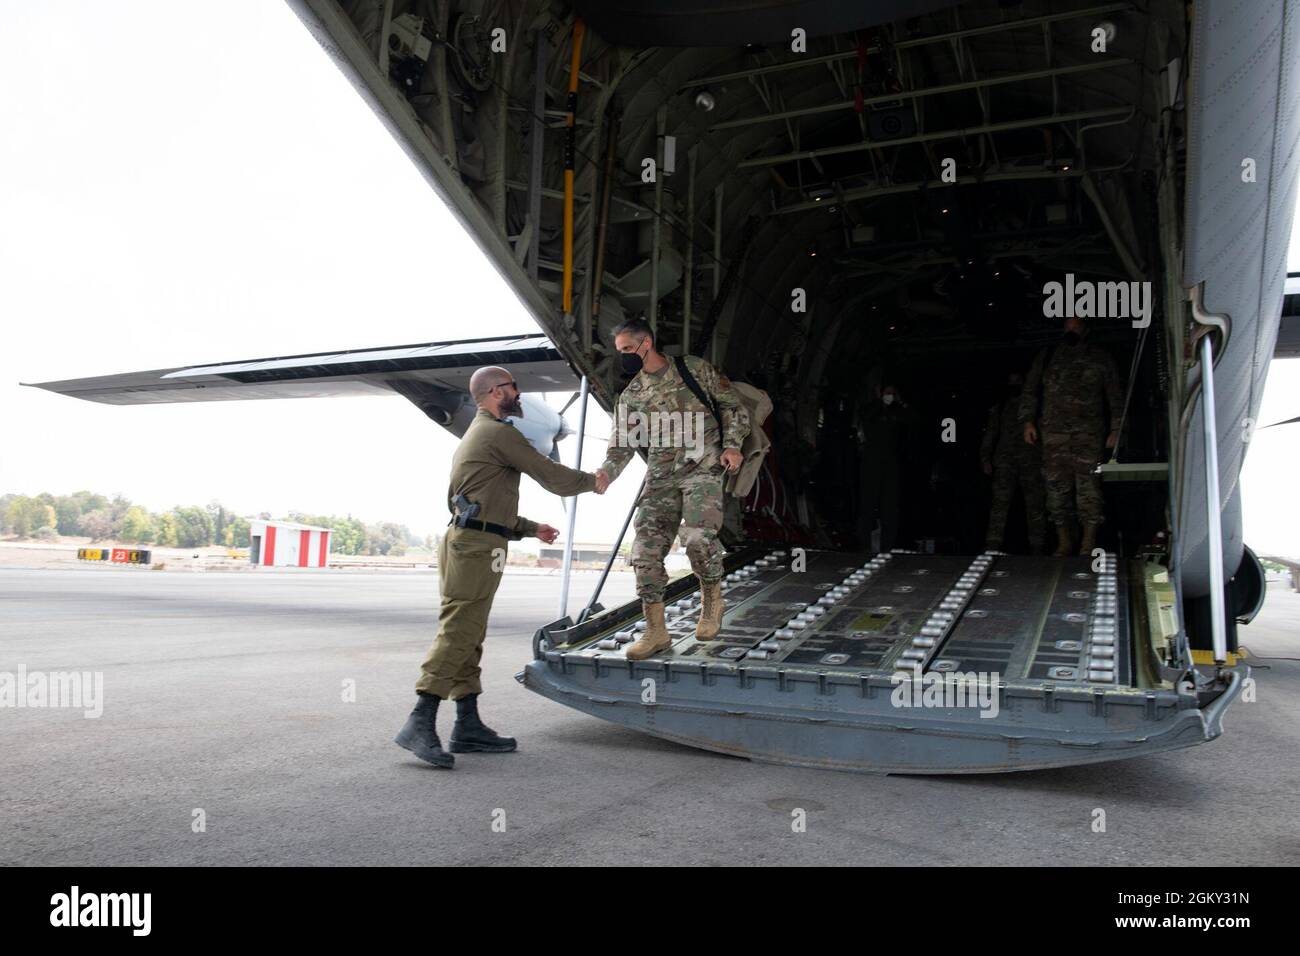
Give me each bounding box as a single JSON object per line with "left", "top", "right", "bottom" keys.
{"left": 1042, "top": 430, "right": 1106, "bottom": 527}
{"left": 631, "top": 468, "right": 726, "bottom": 603}
{"left": 986, "top": 455, "right": 1047, "bottom": 551}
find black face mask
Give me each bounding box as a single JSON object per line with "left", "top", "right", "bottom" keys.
{"left": 620, "top": 341, "right": 648, "bottom": 375}
{"left": 1063, "top": 331, "right": 1082, "bottom": 345}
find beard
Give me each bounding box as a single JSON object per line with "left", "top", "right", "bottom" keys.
{"left": 504, "top": 396, "right": 524, "bottom": 418}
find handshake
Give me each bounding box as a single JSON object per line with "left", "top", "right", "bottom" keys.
{"left": 531, "top": 470, "right": 611, "bottom": 545}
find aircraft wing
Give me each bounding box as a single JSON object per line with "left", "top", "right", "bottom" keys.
{"left": 23, "top": 332, "right": 583, "bottom": 456}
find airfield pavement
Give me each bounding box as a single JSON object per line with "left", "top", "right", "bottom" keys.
{"left": 2, "top": 565, "right": 1298, "bottom": 866}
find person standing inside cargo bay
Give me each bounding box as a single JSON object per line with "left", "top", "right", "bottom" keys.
{"left": 1019, "top": 316, "right": 1123, "bottom": 556}
{"left": 981, "top": 371, "right": 1047, "bottom": 554}
{"left": 596, "top": 319, "right": 749, "bottom": 661}
{"left": 856, "top": 382, "right": 915, "bottom": 552}
{"left": 396, "top": 365, "right": 604, "bottom": 769}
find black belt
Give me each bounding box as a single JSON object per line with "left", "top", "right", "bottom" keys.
{"left": 450, "top": 515, "right": 513, "bottom": 538}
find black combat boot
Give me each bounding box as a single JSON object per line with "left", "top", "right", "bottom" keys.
{"left": 394, "top": 692, "right": 454, "bottom": 768}
{"left": 449, "top": 693, "right": 517, "bottom": 753}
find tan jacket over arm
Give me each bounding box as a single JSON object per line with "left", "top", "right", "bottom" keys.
{"left": 688, "top": 356, "right": 751, "bottom": 451}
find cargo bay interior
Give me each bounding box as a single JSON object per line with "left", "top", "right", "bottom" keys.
{"left": 318, "top": 1, "right": 1193, "bottom": 688}
{"left": 576, "top": 3, "right": 1175, "bottom": 558}
{"left": 345, "top": 0, "right": 1183, "bottom": 558}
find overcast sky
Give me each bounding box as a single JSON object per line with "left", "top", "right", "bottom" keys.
{"left": 0, "top": 1, "right": 1297, "bottom": 556}
{"left": 0, "top": 0, "right": 644, "bottom": 549}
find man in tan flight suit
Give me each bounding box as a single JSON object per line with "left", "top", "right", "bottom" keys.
{"left": 395, "top": 366, "right": 606, "bottom": 769}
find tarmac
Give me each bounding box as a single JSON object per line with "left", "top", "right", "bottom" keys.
{"left": 2, "top": 565, "right": 1297, "bottom": 866}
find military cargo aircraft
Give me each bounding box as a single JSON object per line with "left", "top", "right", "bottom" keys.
{"left": 28, "top": 0, "right": 1299, "bottom": 771}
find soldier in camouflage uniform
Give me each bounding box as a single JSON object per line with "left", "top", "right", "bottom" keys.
{"left": 1019, "top": 317, "right": 1123, "bottom": 556}
{"left": 596, "top": 318, "right": 750, "bottom": 660}
{"left": 981, "top": 372, "right": 1046, "bottom": 553}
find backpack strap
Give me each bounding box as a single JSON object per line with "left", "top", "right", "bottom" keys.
{"left": 673, "top": 355, "right": 724, "bottom": 435}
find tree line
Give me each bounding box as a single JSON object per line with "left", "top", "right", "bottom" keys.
{"left": 0, "top": 491, "right": 424, "bottom": 556}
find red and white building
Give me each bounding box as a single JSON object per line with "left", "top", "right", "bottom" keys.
{"left": 249, "top": 520, "right": 332, "bottom": 568}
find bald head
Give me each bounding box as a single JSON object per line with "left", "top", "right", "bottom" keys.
{"left": 470, "top": 366, "right": 513, "bottom": 403}
{"left": 470, "top": 365, "right": 523, "bottom": 419}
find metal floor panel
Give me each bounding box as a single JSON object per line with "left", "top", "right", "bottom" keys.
{"left": 562, "top": 549, "right": 1135, "bottom": 691}
{"left": 524, "top": 548, "right": 1243, "bottom": 774}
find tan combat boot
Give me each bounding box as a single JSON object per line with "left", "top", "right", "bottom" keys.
{"left": 1078, "top": 525, "right": 1099, "bottom": 556}
{"left": 626, "top": 600, "right": 672, "bottom": 660}
{"left": 696, "top": 579, "right": 724, "bottom": 640}
{"left": 1053, "top": 525, "right": 1075, "bottom": 557}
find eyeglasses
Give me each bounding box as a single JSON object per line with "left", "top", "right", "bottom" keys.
{"left": 493, "top": 380, "right": 519, "bottom": 393}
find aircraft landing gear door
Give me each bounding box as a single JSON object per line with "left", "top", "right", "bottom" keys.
{"left": 250, "top": 536, "right": 261, "bottom": 565}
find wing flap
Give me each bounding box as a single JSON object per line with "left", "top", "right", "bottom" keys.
{"left": 24, "top": 333, "right": 580, "bottom": 405}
